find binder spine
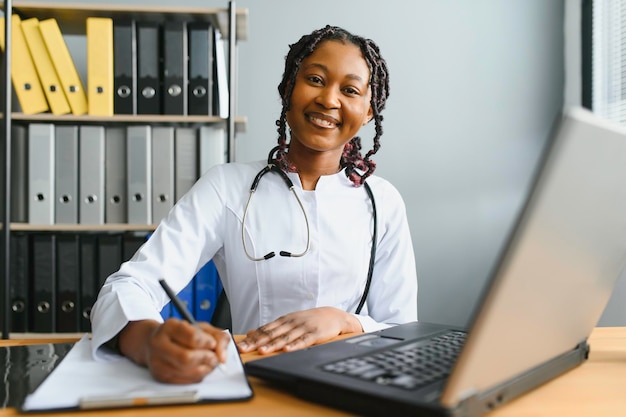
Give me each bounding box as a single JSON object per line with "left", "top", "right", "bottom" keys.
{"left": 87, "top": 17, "right": 114, "bottom": 116}
{"left": 79, "top": 234, "right": 98, "bottom": 333}
{"left": 136, "top": 21, "right": 161, "bottom": 115}
{"left": 0, "top": 15, "right": 49, "bottom": 115}
{"left": 105, "top": 127, "right": 128, "bottom": 224}
{"left": 38, "top": 18, "right": 87, "bottom": 116}
{"left": 113, "top": 19, "right": 137, "bottom": 114}
{"left": 174, "top": 127, "right": 199, "bottom": 201}
{"left": 30, "top": 234, "right": 56, "bottom": 333}
{"left": 162, "top": 21, "right": 188, "bottom": 115}
{"left": 126, "top": 126, "right": 153, "bottom": 224}
{"left": 56, "top": 234, "right": 80, "bottom": 332}
{"left": 188, "top": 22, "right": 214, "bottom": 116}
{"left": 54, "top": 125, "right": 79, "bottom": 224}
{"left": 199, "top": 123, "right": 227, "bottom": 176}
{"left": 20, "top": 17, "right": 71, "bottom": 115}
{"left": 96, "top": 234, "right": 123, "bottom": 290}
{"left": 151, "top": 127, "right": 175, "bottom": 224}
{"left": 78, "top": 126, "right": 106, "bottom": 225}
{"left": 9, "top": 233, "right": 30, "bottom": 332}
{"left": 28, "top": 124, "right": 55, "bottom": 225}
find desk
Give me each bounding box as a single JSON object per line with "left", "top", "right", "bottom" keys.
{"left": 1, "top": 327, "right": 625, "bottom": 416}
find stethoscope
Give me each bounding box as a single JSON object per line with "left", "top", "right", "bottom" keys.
{"left": 241, "top": 147, "right": 378, "bottom": 314}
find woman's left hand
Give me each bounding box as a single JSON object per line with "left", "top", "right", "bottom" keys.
{"left": 236, "top": 307, "right": 363, "bottom": 355}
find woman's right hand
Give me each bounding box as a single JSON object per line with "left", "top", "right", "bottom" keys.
{"left": 118, "top": 319, "right": 230, "bottom": 384}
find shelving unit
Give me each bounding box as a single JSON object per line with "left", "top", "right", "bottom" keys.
{"left": 1, "top": 1, "right": 248, "bottom": 338}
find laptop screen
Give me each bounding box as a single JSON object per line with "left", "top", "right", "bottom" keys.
{"left": 442, "top": 107, "right": 626, "bottom": 406}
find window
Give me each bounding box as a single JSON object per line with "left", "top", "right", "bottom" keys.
{"left": 584, "top": 0, "right": 626, "bottom": 124}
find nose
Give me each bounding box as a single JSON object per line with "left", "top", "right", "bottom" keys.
{"left": 315, "top": 86, "right": 341, "bottom": 109}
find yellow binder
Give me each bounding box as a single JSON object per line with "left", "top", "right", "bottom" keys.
{"left": 86, "top": 17, "right": 114, "bottom": 116}
{"left": 38, "top": 18, "right": 87, "bottom": 116}
{"left": 0, "top": 15, "right": 49, "bottom": 115}
{"left": 21, "top": 18, "right": 71, "bottom": 115}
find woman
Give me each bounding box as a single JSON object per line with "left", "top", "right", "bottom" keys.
{"left": 91, "top": 25, "right": 417, "bottom": 384}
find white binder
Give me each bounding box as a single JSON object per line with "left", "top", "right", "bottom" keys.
{"left": 213, "top": 27, "right": 229, "bottom": 118}
{"left": 105, "top": 127, "right": 127, "bottom": 223}
{"left": 199, "top": 123, "right": 227, "bottom": 175}
{"left": 54, "top": 125, "right": 79, "bottom": 224}
{"left": 174, "top": 127, "right": 198, "bottom": 201}
{"left": 28, "top": 124, "right": 55, "bottom": 225}
{"left": 151, "top": 126, "right": 175, "bottom": 224}
{"left": 79, "top": 126, "right": 106, "bottom": 224}
{"left": 126, "top": 125, "right": 152, "bottom": 224}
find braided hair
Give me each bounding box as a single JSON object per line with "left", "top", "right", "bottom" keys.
{"left": 274, "top": 25, "right": 390, "bottom": 186}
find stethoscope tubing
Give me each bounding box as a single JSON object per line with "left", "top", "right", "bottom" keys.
{"left": 240, "top": 147, "right": 377, "bottom": 314}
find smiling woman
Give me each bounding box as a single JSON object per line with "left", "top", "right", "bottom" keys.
{"left": 284, "top": 39, "right": 373, "bottom": 189}
{"left": 274, "top": 26, "right": 390, "bottom": 189}
{"left": 90, "top": 25, "right": 416, "bottom": 385}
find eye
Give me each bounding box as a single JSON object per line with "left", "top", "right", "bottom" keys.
{"left": 343, "top": 86, "right": 360, "bottom": 96}
{"left": 306, "top": 75, "right": 324, "bottom": 85}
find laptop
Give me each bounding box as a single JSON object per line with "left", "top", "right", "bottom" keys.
{"left": 245, "top": 106, "right": 626, "bottom": 417}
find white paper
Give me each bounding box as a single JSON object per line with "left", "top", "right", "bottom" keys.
{"left": 22, "top": 332, "right": 252, "bottom": 411}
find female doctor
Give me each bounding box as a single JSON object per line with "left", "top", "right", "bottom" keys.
{"left": 90, "top": 25, "right": 417, "bottom": 384}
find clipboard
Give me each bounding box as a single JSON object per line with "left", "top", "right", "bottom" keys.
{"left": 0, "top": 342, "right": 75, "bottom": 409}
{"left": 19, "top": 332, "right": 253, "bottom": 412}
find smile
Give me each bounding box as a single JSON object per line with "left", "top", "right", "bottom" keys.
{"left": 308, "top": 113, "right": 340, "bottom": 128}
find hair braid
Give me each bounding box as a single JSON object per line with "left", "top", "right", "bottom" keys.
{"left": 275, "top": 25, "right": 390, "bottom": 185}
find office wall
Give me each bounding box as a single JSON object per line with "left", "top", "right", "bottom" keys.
{"left": 17, "top": 0, "right": 625, "bottom": 326}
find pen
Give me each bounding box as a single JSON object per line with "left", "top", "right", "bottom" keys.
{"left": 158, "top": 278, "right": 228, "bottom": 374}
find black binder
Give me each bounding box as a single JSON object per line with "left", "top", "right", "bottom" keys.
{"left": 79, "top": 234, "right": 98, "bottom": 332}
{"left": 188, "top": 22, "right": 214, "bottom": 115}
{"left": 9, "top": 233, "right": 30, "bottom": 332}
{"left": 113, "top": 19, "right": 137, "bottom": 114}
{"left": 11, "top": 125, "right": 28, "bottom": 222}
{"left": 162, "top": 20, "right": 187, "bottom": 115}
{"left": 55, "top": 234, "right": 80, "bottom": 333}
{"left": 30, "top": 234, "right": 56, "bottom": 333}
{"left": 122, "top": 231, "right": 148, "bottom": 262}
{"left": 136, "top": 21, "right": 161, "bottom": 114}
{"left": 97, "top": 234, "right": 123, "bottom": 289}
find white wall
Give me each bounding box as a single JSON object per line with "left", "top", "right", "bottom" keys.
{"left": 235, "top": 0, "right": 568, "bottom": 327}
{"left": 16, "top": 0, "right": 625, "bottom": 326}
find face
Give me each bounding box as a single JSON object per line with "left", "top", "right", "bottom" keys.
{"left": 286, "top": 40, "right": 373, "bottom": 156}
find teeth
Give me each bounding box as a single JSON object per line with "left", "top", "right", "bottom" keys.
{"left": 310, "top": 116, "right": 335, "bottom": 127}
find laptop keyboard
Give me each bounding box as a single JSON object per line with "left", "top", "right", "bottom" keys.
{"left": 320, "top": 330, "right": 467, "bottom": 390}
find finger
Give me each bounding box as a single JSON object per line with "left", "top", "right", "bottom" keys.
{"left": 198, "top": 322, "right": 231, "bottom": 363}
{"left": 214, "top": 331, "right": 231, "bottom": 363}
{"left": 255, "top": 322, "right": 309, "bottom": 354}
{"left": 161, "top": 319, "right": 204, "bottom": 349}
{"left": 150, "top": 351, "right": 220, "bottom": 384}
{"left": 151, "top": 321, "right": 217, "bottom": 369}
{"left": 282, "top": 331, "right": 316, "bottom": 352}
{"left": 148, "top": 333, "right": 224, "bottom": 381}
{"left": 238, "top": 319, "right": 290, "bottom": 352}
{"left": 237, "top": 328, "right": 271, "bottom": 352}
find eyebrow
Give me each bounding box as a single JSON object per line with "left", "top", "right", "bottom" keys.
{"left": 303, "top": 63, "right": 366, "bottom": 83}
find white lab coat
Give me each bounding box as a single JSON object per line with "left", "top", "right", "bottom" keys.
{"left": 90, "top": 160, "right": 418, "bottom": 359}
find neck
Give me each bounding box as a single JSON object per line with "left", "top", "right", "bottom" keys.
{"left": 285, "top": 151, "right": 342, "bottom": 191}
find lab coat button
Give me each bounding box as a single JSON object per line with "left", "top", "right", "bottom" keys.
{"left": 306, "top": 293, "right": 315, "bottom": 300}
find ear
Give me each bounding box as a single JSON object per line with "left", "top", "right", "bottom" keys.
{"left": 363, "top": 106, "right": 373, "bottom": 125}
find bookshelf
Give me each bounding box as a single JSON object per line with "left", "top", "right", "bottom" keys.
{"left": 1, "top": 1, "right": 248, "bottom": 337}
